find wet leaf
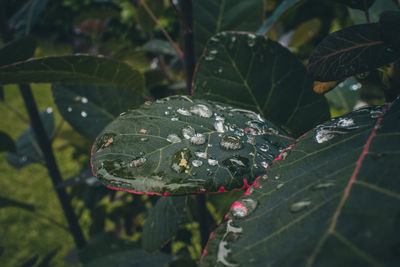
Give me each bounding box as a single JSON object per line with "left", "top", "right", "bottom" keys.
{"left": 257, "top": 0, "right": 302, "bottom": 35}
{"left": 194, "top": 0, "right": 263, "bottom": 56}
{"left": 7, "top": 109, "right": 54, "bottom": 169}
{"left": 193, "top": 32, "right": 329, "bottom": 137}
{"left": 0, "top": 36, "right": 36, "bottom": 67}
{"left": 9, "top": 0, "right": 49, "bottom": 36}
{"left": 0, "top": 55, "right": 146, "bottom": 97}
{"left": 142, "top": 39, "right": 178, "bottom": 56}
{"left": 333, "top": 0, "right": 375, "bottom": 10}
{"left": 201, "top": 99, "right": 400, "bottom": 266}
{"left": 0, "top": 196, "right": 35, "bottom": 211}
{"left": 52, "top": 84, "right": 144, "bottom": 138}
{"left": 142, "top": 196, "right": 186, "bottom": 252}
{"left": 91, "top": 97, "right": 293, "bottom": 195}
{"left": 308, "top": 23, "right": 400, "bottom": 81}
{"left": 0, "top": 131, "right": 16, "bottom": 153}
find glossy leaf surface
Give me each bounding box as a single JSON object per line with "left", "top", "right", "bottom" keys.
{"left": 0, "top": 36, "right": 36, "bottom": 67}
{"left": 201, "top": 100, "right": 400, "bottom": 266}
{"left": 194, "top": 0, "right": 263, "bottom": 56}
{"left": 308, "top": 23, "right": 400, "bottom": 81}
{"left": 142, "top": 196, "right": 186, "bottom": 252}
{"left": 91, "top": 97, "right": 293, "bottom": 195}
{"left": 52, "top": 84, "right": 144, "bottom": 138}
{"left": 7, "top": 109, "right": 54, "bottom": 169}
{"left": 193, "top": 32, "right": 329, "bottom": 137}
{"left": 0, "top": 55, "right": 146, "bottom": 96}
{"left": 0, "top": 131, "right": 16, "bottom": 153}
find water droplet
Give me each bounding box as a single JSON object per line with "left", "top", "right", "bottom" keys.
{"left": 214, "top": 121, "right": 226, "bottom": 133}
{"left": 315, "top": 128, "right": 335, "bottom": 144}
{"left": 194, "top": 151, "right": 207, "bottom": 159}
{"left": 177, "top": 108, "right": 191, "bottom": 116}
{"left": 190, "top": 133, "right": 206, "bottom": 145}
{"left": 231, "top": 36, "right": 236, "bottom": 42}
{"left": 276, "top": 183, "right": 284, "bottom": 190}
{"left": 274, "top": 176, "right": 280, "bottom": 180}
{"left": 231, "top": 198, "right": 258, "bottom": 218}
{"left": 167, "top": 134, "right": 181, "bottom": 143}
{"left": 311, "top": 182, "right": 334, "bottom": 190}
{"left": 182, "top": 126, "right": 195, "bottom": 139}
{"left": 217, "top": 219, "right": 241, "bottom": 267}
{"left": 209, "top": 49, "right": 218, "bottom": 55}
{"left": 67, "top": 107, "right": 72, "bottom": 112}
{"left": 81, "top": 111, "right": 87, "bottom": 118}
{"left": 190, "top": 104, "right": 212, "bottom": 118}
{"left": 192, "top": 159, "right": 203, "bottom": 167}
{"left": 370, "top": 109, "right": 383, "bottom": 118}
{"left": 171, "top": 116, "right": 179, "bottom": 121}
{"left": 261, "top": 174, "right": 268, "bottom": 181}
{"left": 164, "top": 111, "right": 170, "bottom": 115}
{"left": 385, "top": 46, "right": 394, "bottom": 53}
{"left": 46, "top": 107, "right": 53, "bottom": 113}
{"left": 220, "top": 135, "right": 243, "bottom": 150}
{"left": 140, "top": 137, "right": 149, "bottom": 142}
{"left": 337, "top": 118, "right": 354, "bottom": 127}
{"left": 155, "top": 99, "right": 165, "bottom": 104}
{"left": 144, "top": 101, "right": 152, "bottom": 105}
{"left": 231, "top": 108, "right": 264, "bottom": 122}
{"left": 208, "top": 158, "right": 218, "bottom": 166}
{"left": 222, "top": 156, "right": 249, "bottom": 176}
{"left": 81, "top": 97, "right": 88, "bottom": 104}
{"left": 217, "top": 66, "right": 223, "bottom": 74}
{"left": 247, "top": 137, "right": 256, "bottom": 145}
{"left": 210, "top": 37, "right": 219, "bottom": 42}
{"left": 260, "top": 161, "right": 268, "bottom": 168}
{"left": 290, "top": 200, "right": 311, "bottom": 212}
{"left": 247, "top": 33, "right": 257, "bottom": 47}
{"left": 130, "top": 157, "right": 147, "bottom": 168}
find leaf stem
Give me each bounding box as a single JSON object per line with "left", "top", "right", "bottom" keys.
{"left": 364, "top": 3, "right": 371, "bottom": 23}
{"left": 138, "top": 0, "right": 184, "bottom": 60}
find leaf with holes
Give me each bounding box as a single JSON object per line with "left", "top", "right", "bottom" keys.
{"left": 91, "top": 97, "right": 293, "bottom": 195}
{"left": 194, "top": 0, "right": 263, "bottom": 56}
{"left": 0, "top": 36, "right": 36, "bottom": 67}
{"left": 201, "top": 99, "right": 400, "bottom": 266}
{"left": 7, "top": 109, "right": 54, "bottom": 169}
{"left": 52, "top": 84, "right": 144, "bottom": 138}
{"left": 308, "top": 23, "right": 400, "bottom": 81}
{"left": 142, "top": 196, "right": 186, "bottom": 252}
{"left": 193, "top": 32, "right": 329, "bottom": 137}
{"left": 0, "top": 55, "right": 146, "bottom": 97}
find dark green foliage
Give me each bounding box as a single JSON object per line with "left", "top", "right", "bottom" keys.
{"left": 0, "top": 131, "right": 16, "bottom": 153}
{"left": 0, "top": 36, "right": 36, "bottom": 66}
{"left": 201, "top": 100, "right": 400, "bottom": 266}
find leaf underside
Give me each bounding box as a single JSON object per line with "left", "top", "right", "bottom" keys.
{"left": 308, "top": 23, "right": 400, "bottom": 81}
{"left": 193, "top": 32, "right": 329, "bottom": 137}
{"left": 201, "top": 99, "right": 400, "bottom": 266}
{"left": 91, "top": 97, "right": 293, "bottom": 196}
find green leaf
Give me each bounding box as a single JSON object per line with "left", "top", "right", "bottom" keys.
{"left": 201, "top": 100, "right": 400, "bottom": 266}
{"left": 91, "top": 97, "right": 293, "bottom": 195}
{"left": 9, "top": 0, "right": 49, "bottom": 36}
{"left": 308, "top": 23, "right": 400, "bottom": 82}
{"left": 0, "top": 131, "right": 16, "bottom": 153}
{"left": 0, "top": 196, "right": 35, "bottom": 211}
{"left": 325, "top": 77, "right": 361, "bottom": 112}
{"left": 52, "top": 84, "right": 144, "bottom": 138}
{"left": 333, "top": 0, "right": 375, "bottom": 10}
{"left": 379, "top": 10, "right": 400, "bottom": 48}
{"left": 142, "top": 39, "right": 178, "bottom": 56}
{"left": 194, "top": 0, "right": 263, "bottom": 56}
{"left": 193, "top": 32, "right": 329, "bottom": 137}
{"left": 84, "top": 249, "right": 170, "bottom": 267}
{"left": 0, "top": 36, "right": 36, "bottom": 67}
{"left": 142, "top": 196, "right": 186, "bottom": 252}
{"left": 348, "top": 0, "right": 398, "bottom": 24}
{"left": 0, "top": 55, "right": 146, "bottom": 97}
{"left": 7, "top": 108, "right": 54, "bottom": 169}
{"left": 257, "top": 0, "right": 302, "bottom": 35}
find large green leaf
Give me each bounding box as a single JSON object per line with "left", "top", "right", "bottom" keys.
{"left": 0, "top": 36, "right": 36, "bottom": 67}
{"left": 9, "top": 0, "right": 49, "bottom": 35}
{"left": 193, "top": 32, "right": 329, "bottom": 137}
{"left": 0, "top": 55, "right": 146, "bottom": 97}
{"left": 201, "top": 99, "right": 400, "bottom": 266}
{"left": 91, "top": 97, "right": 293, "bottom": 195}
{"left": 194, "top": 0, "right": 263, "bottom": 56}
{"left": 308, "top": 23, "right": 400, "bottom": 82}
{"left": 142, "top": 196, "right": 186, "bottom": 252}
{"left": 52, "top": 84, "right": 144, "bottom": 138}
{"left": 6, "top": 108, "right": 54, "bottom": 169}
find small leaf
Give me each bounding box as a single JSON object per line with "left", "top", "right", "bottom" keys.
{"left": 0, "top": 131, "right": 16, "bottom": 153}
{"left": 333, "top": 0, "right": 375, "bottom": 10}
{"left": 379, "top": 10, "right": 400, "bottom": 48}
{"left": 308, "top": 23, "right": 400, "bottom": 81}
{"left": 7, "top": 109, "right": 54, "bottom": 169}
{"left": 91, "top": 97, "right": 293, "bottom": 195}
{"left": 0, "top": 196, "right": 35, "bottom": 211}
{"left": 52, "top": 84, "right": 144, "bottom": 138}
{"left": 193, "top": 32, "right": 329, "bottom": 137}
{"left": 142, "top": 196, "right": 186, "bottom": 252}
{"left": 201, "top": 100, "right": 400, "bottom": 266}
{"left": 194, "top": 0, "right": 263, "bottom": 56}
{"left": 257, "top": 0, "right": 302, "bottom": 35}
{"left": 0, "top": 36, "right": 36, "bottom": 67}
{"left": 313, "top": 81, "right": 339, "bottom": 94}
{"left": 9, "top": 0, "right": 49, "bottom": 36}
{"left": 142, "top": 39, "right": 178, "bottom": 56}
{"left": 0, "top": 55, "right": 146, "bottom": 97}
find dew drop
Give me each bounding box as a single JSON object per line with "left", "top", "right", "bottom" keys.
{"left": 222, "top": 156, "right": 249, "bottom": 176}
{"left": 189, "top": 104, "right": 212, "bottom": 118}
{"left": 315, "top": 128, "right": 335, "bottom": 144}
{"left": 260, "top": 161, "right": 268, "bottom": 168}
{"left": 81, "top": 111, "right": 88, "bottom": 118}
{"left": 231, "top": 198, "right": 258, "bottom": 218}
{"left": 81, "top": 97, "right": 88, "bottom": 104}
{"left": 214, "top": 121, "right": 226, "bottom": 133}
{"left": 385, "top": 46, "right": 394, "bottom": 53}
{"left": 164, "top": 111, "right": 170, "bottom": 115}
{"left": 290, "top": 200, "right": 311, "bottom": 212}
{"left": 274, "top": 176, "right": 280, "bottom": 180}
{"left": 220, "top": 135, "right": 243, "bottom": 150}
{"left": 177, "top": 108, "right": 191, "bottom": 116}
{"left": 140, "top": 137, "right": 149, "bottom": 142}
{"left": 210, "top": 37, "right": 219, "bottom": 42}
{"left": 171, "top": 116, "right": 179, "bottom": 121}
{"left": 370, "top": 109, "right": 383, "bottom": 119}
{"left": 144, "top": 101, "right": 152, "bottom": 105}
{"left": 231, "top": 36, "right": 236, "bottom": 42}
{"left": 311, "top": 182, "right": 335, "bottom": 190}
{"left": 217, "top": 66, "right": 223, "bottom": 74}
{"left": 208, "top": 158, "right": 218, "bottom": 166}
{"left": 182, "top": 126, "right": 195, "bottom": 139}
{"left": 247, "top": 33, "right": 257, "bottom": 47}
{"left": 130, "top": 157, "right": 147, "bottom": 168}
{"left": 67, "top": 107, "right": 72, "bottom": 112}
{"left": 194, "top": 151, "right": 207, "bottom": 159}
{"left": 190, "top": 133, "right": 206, "bottom": 145}
{"left": 337, "top": 118, "right": 355, "bottom": 127}
{"left": 192, "top": 159, "right": 203, "bottom": 167}
{"left": 276, "top": 183, "right": 284, "bottom": 190}
{"left": 46, "top": 107, "right": 53, "bottom": 113}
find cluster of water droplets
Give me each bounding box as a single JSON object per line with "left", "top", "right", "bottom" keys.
{"left": 315, "top": 117, "right": 359, "bottom": 144}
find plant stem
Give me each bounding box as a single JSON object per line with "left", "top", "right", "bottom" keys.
{"left": 196, "top": 194, "right": 211, "bottom": 249}
{"left": 364, "top": 3, "right": 371, "bottom": 23}
{"left": 179, "top": 0, "right": 195, "bottom": 95}
{"left": 19, "top": 84, "right": 86, "bottom": 249}
{"left": 138, "top": 0, "right": 184, "bottom": 59}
